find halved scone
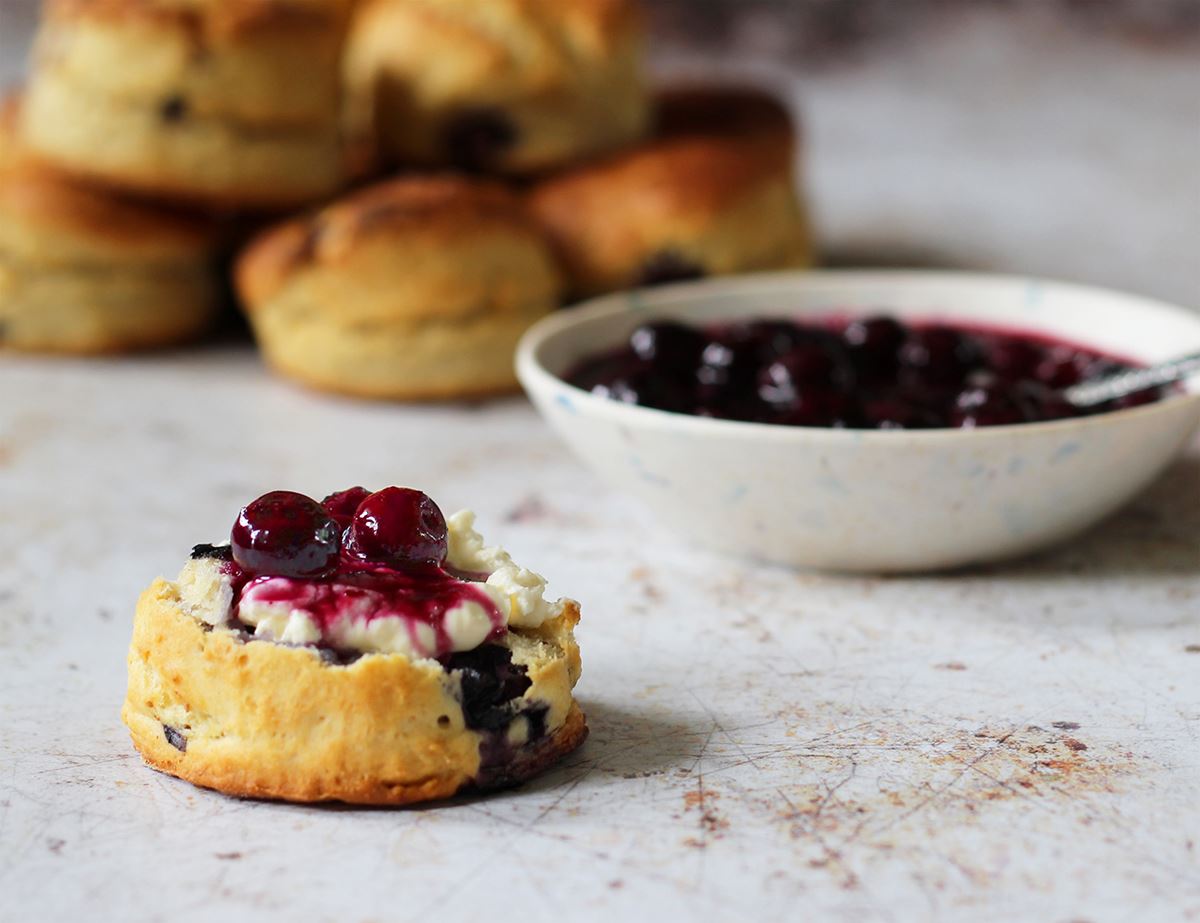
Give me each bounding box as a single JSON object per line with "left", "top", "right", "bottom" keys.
{"left": 122, "top": 487, "right": 585, "bottom": 804}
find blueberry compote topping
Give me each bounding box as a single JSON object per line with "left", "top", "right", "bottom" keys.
{"left": 567, "top": 315, "right": 1168, "bottom": 429}
{"left": 218, "top": 488, "right": 504, "bottom": 659}
{"left": 346, "top": 487, "right": 448, "bottom": 568}
{"left": 232, "top": 491, "right": 340, "bottom": 578}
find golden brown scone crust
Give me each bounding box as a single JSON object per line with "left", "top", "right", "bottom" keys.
{"left": 0, "top": 98, "right": 222, "bottom": 352}
{"left": 20, "top": 0, "right": 345, "bottom": 208}
{"left": 123, "top": 577, "right": 585, "bottom": 804}
{"left": 344, "top": 0, "right": 649, "bottom": 175}
{"left": 528, "top": 85, "right": 815, "bottom": 299}
{"left": 236, "top": 175, "right": 563, "bottom": 398}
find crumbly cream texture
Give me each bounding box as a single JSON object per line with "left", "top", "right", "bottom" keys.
{"left": 446, "top": 509, "right": 556, "bottom": 629}
{"left": 176, "top": 511, "right": 561, "bottom": 657}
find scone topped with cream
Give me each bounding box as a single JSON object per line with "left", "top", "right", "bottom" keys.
{"left": 123, "top": 486, "right": 585, "bottom": 804}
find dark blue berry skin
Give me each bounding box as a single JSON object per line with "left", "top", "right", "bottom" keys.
{"left": 629, "top": 321, "right": 706, "bottom": 371}
{"left": 231, "top": 491, "right": 341, "bottom": 578}
{"left": 844, "top": 315, "right": 907, "bottom": 382}
{"left": 348, "top": 487, "right": 449, "bottom": 568}
{"left": 162, "top": 725, "right": 187, "bottom": 752}
{"left": 899, "top": 326, "right": 982, "bottom": 387}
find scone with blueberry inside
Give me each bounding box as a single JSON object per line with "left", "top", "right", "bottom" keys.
{"left": 529, "top": 85, "right": 815, "bottom": 299}
{"left": 122, "top": 486, "right": 585, "bottom": 804}
{"left": 343, "top": 0, "right": 649, "bottom": 175}
{"left": 20, "top": 0, "right": 346, "bottom": 208}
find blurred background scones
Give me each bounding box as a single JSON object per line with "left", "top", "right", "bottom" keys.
{"left": 529, "top": 85, "right": 814, "bottom": 299}
{"left": 236, "top": 175, "right": 563, "bottom": 398}
{"left": 0, "top": 99, "right": 221, "bottom": 353}
{"left": 344, "top": 0, "right": 650, "bottom": 175}
{"left": 19, "top": 0, "right": 346, "bottom": 208}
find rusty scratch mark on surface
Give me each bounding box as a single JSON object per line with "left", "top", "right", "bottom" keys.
{"left": 683, "top": 784, "right": 728, "bottom": 847}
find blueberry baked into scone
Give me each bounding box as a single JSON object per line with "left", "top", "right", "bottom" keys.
{"left": 19, "top": 0, "right": 346, "bottom": 209}
{"left": 529, "top": 85, "right": 814, "bottom": 299}
{"left": 343, "top": 0, "right": 649, "bottom": 175}
{"left": 122, "top": 487, "right": 585, "bottom": 804}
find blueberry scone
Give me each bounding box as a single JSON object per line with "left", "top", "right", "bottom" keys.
{"left": 529, "top": 85, "right": 815, "bottom": 300}
{"left": 343, "top": 0, "right": 649, "bottom": 175}
{"left": 234, "top": 175, "right": 562, "bottom": 399}
{"left": 122, "top": 486, "right": 585, "bottom": 804}
{"left": 20, "top": 0, "right": 346, "bottom": 208}
{"left": 0, "top": 96, "right": 221, "bottom": 353}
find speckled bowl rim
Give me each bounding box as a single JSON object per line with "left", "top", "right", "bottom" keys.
{"left": 516, "top": 269, "right": 1200, "bottom": 444}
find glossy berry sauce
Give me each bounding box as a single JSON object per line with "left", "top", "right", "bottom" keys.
{"left": 567, "top": 315, "right": 1167, "bottom": 429}
{"left": 207, "top": 488, "right": 505, "bottom": 658}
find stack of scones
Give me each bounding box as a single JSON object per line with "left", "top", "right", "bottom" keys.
{"left": 2, "top": 0, "right": 815, "bottom": 398}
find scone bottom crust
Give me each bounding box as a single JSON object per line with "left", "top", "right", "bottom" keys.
{"left": 123, "top": 487, "right": 585, "bottom": 805}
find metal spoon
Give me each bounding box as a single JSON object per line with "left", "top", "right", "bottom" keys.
{"left": 1063, "top": 350, "right": 1200, "bottom": 408}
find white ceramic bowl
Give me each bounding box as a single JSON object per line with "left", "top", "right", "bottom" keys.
{"left": 516, "top": 271, "right": 1200, "bottom": 572}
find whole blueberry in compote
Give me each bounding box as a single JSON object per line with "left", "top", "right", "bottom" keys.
{"left": 696, "top": 336, "right": 759, "bottom": 391}
{"left": 950, "top": 382, "right": 1028, "bottom": 428}
{"left": 899, "top": 326, "right": 981, "bottom": 386}
{"left": 629, "top": 321, "right": 706, "bottom": 370}
{"left": 988, "top": 337, "right": 1043, "bottom": 381}
{"left": 348, "top": 487, "right": 449, "bottom": 568}
{"left": 758, "top": 344, "right": 839, "bottom": 405}
{"left": 844, "top": 316, "right": 907, "bottom": 379}
{"left": 231, "top": 491, "right": 341, "bottom": 578}
{"left": 732, "top": 319, "right": 824, "bottom": 362}
{"left": 321, "top": 486, "right": 372, "bottom": 526}
{"left": 592, "top": 367, "right": 692, "bottom": 412}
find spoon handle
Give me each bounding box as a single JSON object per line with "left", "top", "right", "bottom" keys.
{"left": 1064, "top": 351, "right": 1200, "bottom": 407}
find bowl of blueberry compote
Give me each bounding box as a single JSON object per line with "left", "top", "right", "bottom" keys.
{"left": 517, "top": 270, "right": 1200, "bottom": 571}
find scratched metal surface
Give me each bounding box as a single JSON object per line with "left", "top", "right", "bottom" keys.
{"left": 1, "top": 347, "right": 1198, "bottom": 922}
